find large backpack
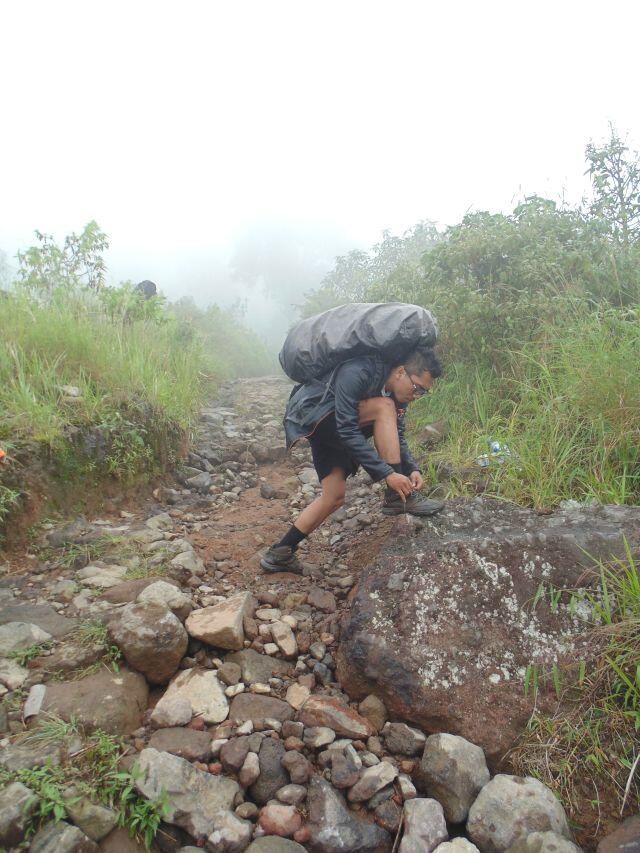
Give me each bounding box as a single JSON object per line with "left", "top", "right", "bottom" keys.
{"left": 279, "top": 302, "right": 438, "bottom": 383}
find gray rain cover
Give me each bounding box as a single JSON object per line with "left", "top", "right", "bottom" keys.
{"left": 279, "top": 302, "right": 438, "bottom": 383}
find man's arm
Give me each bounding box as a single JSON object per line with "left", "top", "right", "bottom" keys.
{"left": 333, "top": 362, "right": 395, "bottom": 482}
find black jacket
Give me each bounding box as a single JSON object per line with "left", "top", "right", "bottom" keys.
{"left": 283, "top": 355, "right": 420, "bottom": 482}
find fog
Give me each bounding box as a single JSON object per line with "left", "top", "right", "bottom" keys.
{"left": 2, "top": 0, "right": 639, "bottom": 343}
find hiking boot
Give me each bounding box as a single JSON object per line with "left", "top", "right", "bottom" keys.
{"left": 382, "top": 489, "right": 445, "bottom": 517}
{"left": 260, "top": 545, "right": 304, "bottom": 574}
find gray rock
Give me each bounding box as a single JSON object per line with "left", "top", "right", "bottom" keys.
{"left": 170, "top": 550, "right": 205, "bottom": 576}
{"left": 597, "top": 815, "right": 640, "bottom": 853}
{"left": 137, "top": 581, "right": 193, "bottom": 621}
{"left": 228, "top": 692, "right": 293, "bottom": 725}
{"left": 467, "top": 775, "right": 571, "bottom": 853}
{"left": 186, "top": 471, "right": 213, "bottom": 491}
{"left": 148, "top": 727, "right": 213, "bottom": 762}
{"left": 304, "top": 726, "right": 336, "bottom": 749}
{"left": 281, "top": 751, "right": 313, "bottom": 785}
{"left": 358, "top": 695, "right": 388, "bottom": 732}
{"left": 225, "top": 648, "right": 291, "bottom": 684}
{"left": 0, "top": 621, "right": 51, "bottom": 655}
{"left": 330, "top": 752, "right": 361, "bottom": 789}
{"left": 0, "top": 742, "right": 61, "bottom": 772}
{"left": 239, "top": 751, "right": 261, "bottom": 787}
{"left": 135, "top": 747, "right": 239, "bottom": 838}
{"left": 0, "top": 604, "right": 76, "bottom": 639}
{"left": 246, "top": 838, "right": 307, "bottom": 852}
{"left": 306, "top": 777, "right": 391, "bottom": 852}
{"left": 506, "top": 832, "right": 582, "bottom": 853}
{"left": 29, "top": 819, "right": 99, "bottom": 851}
{"left": 108, "top": 601, "right": 187, "bottom": 684}
{"left": 207, "top": 808, "right": 253, "bottom": 851}
{"left": 417, "top": 732, "right": 490, "bottom": 822}
{"left": 383, "top": 721, "right": 426, "bottom": 756}
{"left": 276, "top": 784, "right": 308, "bottom": 805}
{"left": 0, "top": 781, "right": 36, "bottom": 847}
{"left": 218, "top": 661, "right": 242, "bottom": 685}
{"left": 150, "top": 695, "right": 192, "bottom": 728}
{"left": 399, "top": 798, "right": 448, "bottom": 853}
{"left": 63, "top": 791, "right": 118, "bottom": 841}
{"left": 347, "top": 761, "right": 398, "bottom": 802}
{"left": 40, "top": 666, "right": 148, "bottom": 735}
{"left": 186, "top": 592, "right": 254, "bottom": 650}
{"left": 249, "top": 737, "right": 289, "bottom": 805}
{"left": 220, "top": 736, "right": 251, "bottom": 773}
{"left": 160, "top": 667, "right": 228, "bottom": 724}
{"left": 434, "top": 842, "right": 480, "bottom": 853}
{"left": 0, "top": 658, "right": 29, "bottom": 690}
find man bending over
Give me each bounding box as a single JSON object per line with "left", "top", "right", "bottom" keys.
{"left": 260, "top": 346, "right": 444, "bottom": 574}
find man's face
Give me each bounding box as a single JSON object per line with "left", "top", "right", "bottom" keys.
{"left": 387, "top": 367, "right": 434, "bottom": 403}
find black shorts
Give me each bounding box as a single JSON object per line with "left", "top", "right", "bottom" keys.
{"left": 308, "top": 413, "right": 374, "bottom": 482}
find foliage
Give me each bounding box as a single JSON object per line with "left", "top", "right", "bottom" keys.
{"left": 509, "top": 545, "right": 640, "bottom": 836}
{"left": 98, "top": 281, "right": 168, "bottom": 325}
{"left": 300, "top": 221, "right": 439, "bottom": 316}
{"left": 16, "top": 221, "right": 109, "bottom": 294}
{"left": 586, "top": 124, "right": 640, "bottom": 250}
{"left": 5, "top": 724, "right": 169, "bottom": 848}
{"left": 8, "top": 641, "right": 53, "bottom": 667}
{"left": 408, "top": 304, "right": 640, "bottom": 507}
{"left": 170, "top": 296, "right": 275, "bottom": 378}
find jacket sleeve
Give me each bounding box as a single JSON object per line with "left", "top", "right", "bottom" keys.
{"left": 397, "top": 404, "right": 420, "bottom": 475}
{"left": 333, "top": 361, "right": 395, "bottom": 482}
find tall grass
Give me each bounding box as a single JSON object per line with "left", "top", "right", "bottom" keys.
{"left": 0, "top": 291, "right": 207, "bottom": 451}
{"left": 410, "top": 303, "right": 640, "bottom": 507}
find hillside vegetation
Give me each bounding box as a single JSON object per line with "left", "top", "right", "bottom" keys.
{"left": 302, "top": 127, "right": 640, "bottom": 509}
{"left": 0, "top": 224, "right": 272, "bottom": 537}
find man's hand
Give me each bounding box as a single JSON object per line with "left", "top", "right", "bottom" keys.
{"left": 409, "top": 470, "right": 423, "bottom": 491}
{"left": 385, "top": 472, "right": 413, "bottom": 499}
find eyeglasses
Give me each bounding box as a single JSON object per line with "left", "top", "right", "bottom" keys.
{"left": 404, "top": 369, "right": 431, "bottom": 397}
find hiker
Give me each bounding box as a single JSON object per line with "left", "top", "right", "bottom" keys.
{"left": 260, "top": 345, "right": 444, "bottom": 574}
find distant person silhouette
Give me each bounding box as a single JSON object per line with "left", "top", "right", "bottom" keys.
{"left": 136, "top": 280, "right": 157, "bottom": 299}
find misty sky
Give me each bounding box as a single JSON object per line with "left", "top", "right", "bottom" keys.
{"left": 2, "top": 0, "right": 639, "bottom": 342}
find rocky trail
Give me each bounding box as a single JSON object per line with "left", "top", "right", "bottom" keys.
{"left": 0, "top": 377, "right": 638, "bottom": 852}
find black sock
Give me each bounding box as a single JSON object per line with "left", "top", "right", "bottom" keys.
{"left": 390, "top": 463, "right": 403, "bottom": 474}
{"left": 276, "top": 525, "right": 307, "bottom": 551}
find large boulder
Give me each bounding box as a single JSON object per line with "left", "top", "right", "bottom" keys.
{"left": 108, "top": 601, "right": 188, "bottom": 684}
{"left": 306, "top": 777, "right": 392, "bottom": 852}
{"left": 467, "top": 774, "right": 571, "bottom": 852}
{"left": 40, "top": 666, "right": 148, "bottom": 735}
{"left": 338, "top": 498, "right": 640, "bottom": 765}
{"left": 134, "top": 748, "right": 239, "bottom": 839}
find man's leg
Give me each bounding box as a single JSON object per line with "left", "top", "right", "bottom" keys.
{"left": 260, "top": 468, "right": 346, "bottom": 573}
{"left": 357, "top": 397, "right": 402, "bottom": 464}
{"left": 358, "top": 396, "right": 444, "bottom": 517}
{"left": 295, "top": 467, "right": 347, "bottom": 534}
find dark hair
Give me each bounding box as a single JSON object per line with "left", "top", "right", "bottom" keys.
{"left": 399, "top": 346, "right": 443, "bottom": 379}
